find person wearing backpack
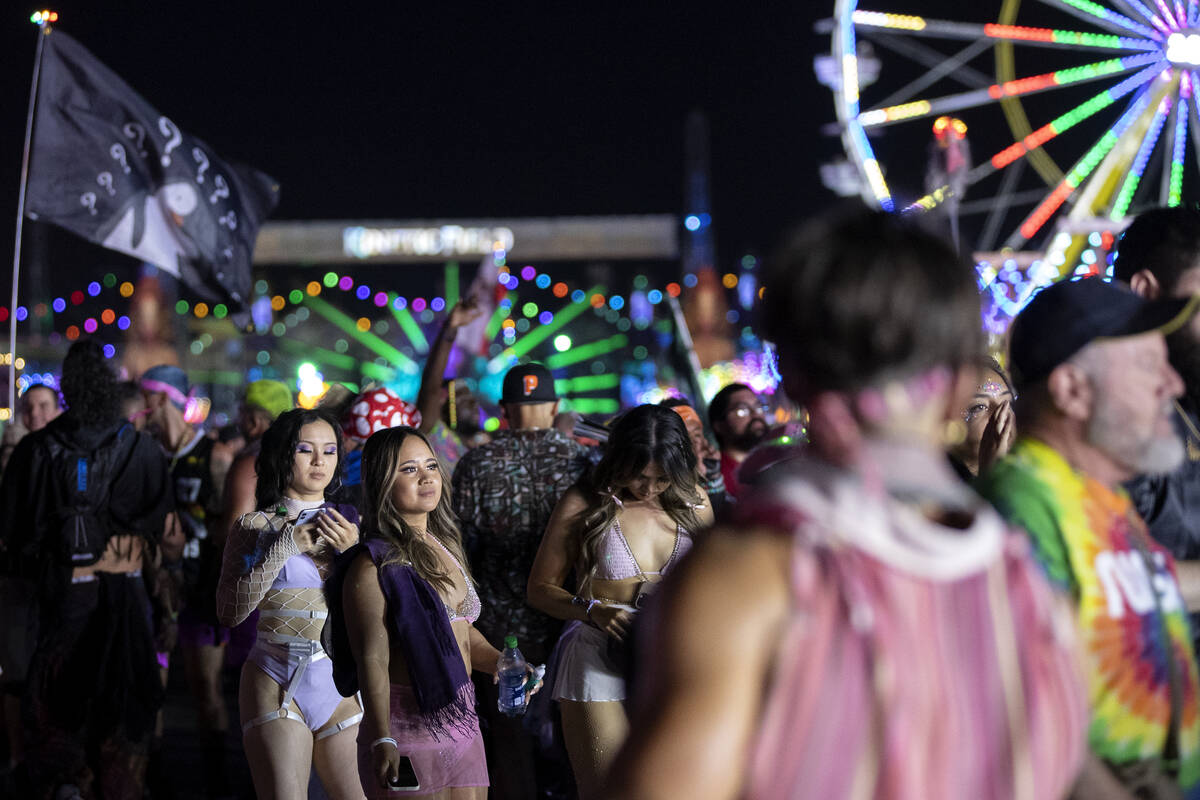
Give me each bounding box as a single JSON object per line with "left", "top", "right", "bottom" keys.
{"left": 0, "top": 339, "right": 172, "bottom": 800}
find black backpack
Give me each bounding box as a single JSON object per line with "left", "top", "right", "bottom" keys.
{"left": 37, "top": 422, "right": 138, "bottom": 566}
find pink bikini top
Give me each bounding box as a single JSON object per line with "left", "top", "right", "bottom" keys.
{"left": 271, "top": 553, "right": 323, "bottom": 591}
{"left": 594, "top": 518, "right": 693, "bottom": 581}
{"left": 429, "top": 536, "right": 480, "bottom": 624}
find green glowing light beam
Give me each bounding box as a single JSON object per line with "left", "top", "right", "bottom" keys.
{"left": 278, "top": 337, "right": 359, "bottom": 371}
{"left": 304, "top": 295, "right": 418, "bottom": 374}
{"left": 555, "top": 374, "right": 620, "bottom": 394}
{"left": 545, "top": 334, "right": 628, "bottom": 370}
{"left": 388, "top": 294, "right": 430, "bottom": 354}
{"left": 488, "top": 286, "right": 607, "bottom": 372}
{"left": 445, "top": 262, "right": 460, "bottom": 308}
{"left": 485, "top": 293, "right": 513, "bottom": 340}
{"left": 560, "top": 397, "right": 621, "bottom": 415}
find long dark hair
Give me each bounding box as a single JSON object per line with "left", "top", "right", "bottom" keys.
{"left": 577, "top": 405, "right": 703, "bottom": 593}
{"left": 255, "top": 408, "right": 344, "bottom": 510}
{"left": 60, "top": 339, "right": 119, "bottom": 426}
{"left": 359, "top": 426, "right": 472, "bottom": 595}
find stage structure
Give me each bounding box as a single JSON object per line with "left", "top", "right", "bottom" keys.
{"left": 253, "top": 215, "right": 678, "bottom": 265}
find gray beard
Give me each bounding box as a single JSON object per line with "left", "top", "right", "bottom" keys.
{"left": 1086, "top": 397, "right": 1185, "bottom": 476}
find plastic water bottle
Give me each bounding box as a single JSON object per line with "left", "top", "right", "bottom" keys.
{"left": 497, "top": 634, "right": 527, "bottom": 716}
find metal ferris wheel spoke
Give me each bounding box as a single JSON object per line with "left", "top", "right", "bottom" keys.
{"left": 1106, "top": 0, "right": 1171, "bottom": 28}
{"left": 871, "top": 38, "right": 992, "bottom": 111}
{"left": 1187, "top": 74, "right": 1200, "bottom": 170}
{"left": 980, "top": 159, "right": 1028, "bottom": 251}
{"left": 863, "top": 32, "right": 994, "bottom": 88}
{"left": 857, "top": 52, "right": 1160, "bottom": 128}
{"left": 853, "top": 10, "right": 1161, "bottom": 51}
{"left": 1034, "top": 0, "right": 1160, "bottom": 38}
{"left": 906, "top": 59, "right": 1163, "bottom": 214}
{"left": 1007, "top": 87, "right": 1158, "bottom": 245}
{"left": 1166, "top": 74, "right": 1191, "bottom": 205}
{"left": 1110, "top": 93, "right": 1173, "bottom": 218}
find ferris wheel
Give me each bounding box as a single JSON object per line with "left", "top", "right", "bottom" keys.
{"left": 827, "top": 0, "right": 1200, "bottom": 269}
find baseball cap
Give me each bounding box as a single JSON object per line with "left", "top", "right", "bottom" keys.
{"left": 1008, "top": 277, "right": 1199, "bottom": 388}
{"left": 141, "top": 364, "right": 190, "bottom": 409}
{"left": 244, "top": 379, "right": 293, "bottom": 421}
{"left": 501, "top": 363, "right": 557, "bottom": 404}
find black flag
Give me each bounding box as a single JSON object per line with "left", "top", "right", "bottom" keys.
{"left": 24, "top": 28, "right": 280, "bottom": 326}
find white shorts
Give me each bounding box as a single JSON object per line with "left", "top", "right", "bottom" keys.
{"left": 549, "top": 619, "right": 628, "bottom": 703}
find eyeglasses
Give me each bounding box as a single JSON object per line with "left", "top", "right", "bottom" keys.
{"left": 728, "top": 403, "right": 769, "bottom": 419}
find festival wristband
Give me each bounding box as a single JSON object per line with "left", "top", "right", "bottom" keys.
{"left": 370, "top": 737, "right": 398, "bottom": 750}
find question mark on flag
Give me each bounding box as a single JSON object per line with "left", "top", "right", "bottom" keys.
{"left": 158, "top": 117, "right": 182, "bottom": 166}
{"left": 80, "top": 193, "right": 97, "bottom": 215}
{"left": 192, "top": 148, "right": 209, "bottom": 183}
{"left": 209, "top": 175, "right": 229, "bottom": 204}
{"left": 122, "top": 123, "right": 147, "bottom": 156}
{"left": 97, "top": 172, "right": 116, "bottom": 196}
{"left": 110, "top": 144, "right": 131, "bottom": 174}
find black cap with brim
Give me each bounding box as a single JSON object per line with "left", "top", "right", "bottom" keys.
{"left": 1009, "top": 277, "right": 1199, "bottom": 389}
{"left": 501, "top": 363, "right": 558, "bottom": 404}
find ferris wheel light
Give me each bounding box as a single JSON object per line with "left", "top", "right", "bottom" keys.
{"left": 851, "top": 11, "right": 925, "bottom": 31}
{"left": 1166, "top": 33, "right": 1200, "bottom": 66}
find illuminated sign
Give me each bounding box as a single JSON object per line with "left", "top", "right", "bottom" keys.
{"left": 342, "top": 225, "right": 515, "bottom": 259}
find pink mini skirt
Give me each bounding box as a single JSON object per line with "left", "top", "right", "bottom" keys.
{"left": 357, "top": 682, "right": 488, "bottom": 798}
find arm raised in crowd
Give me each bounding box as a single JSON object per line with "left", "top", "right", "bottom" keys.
{"left": 416, "top": 300, "right": 482, "bottom": 435}
{"left": 604, "top": 526, "right": 791, "bottom": 800}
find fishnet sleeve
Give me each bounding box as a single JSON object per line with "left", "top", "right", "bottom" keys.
{"left": 216, "top": 512, "right": 300, "bottom": 627}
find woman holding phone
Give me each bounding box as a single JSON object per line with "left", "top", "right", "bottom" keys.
{"left": 217, "top": 407, "right": 364, "bottom": 799}
{"left": 526, "top": 404, "right": 713, "bottom": 799}
{"left": 335, "top": 426, "right": 540, "bottom": 798}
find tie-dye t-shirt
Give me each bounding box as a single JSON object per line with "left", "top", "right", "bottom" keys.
{"left": 978, "top": 437, "right": 1200, "bottom": 787}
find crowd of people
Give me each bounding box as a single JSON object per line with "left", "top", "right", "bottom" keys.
{"left": 4, "top": 203, "right": 1200, "bottom": 800}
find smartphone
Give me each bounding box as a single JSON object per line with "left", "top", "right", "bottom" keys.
{"left": 387, "top": 755, "right": 421, "bottom": 792}
{"left": 294, "top": 507, "right": 326, "bottom": 527}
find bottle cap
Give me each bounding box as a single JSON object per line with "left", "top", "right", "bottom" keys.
{"left": 504, "top": 635, "right": 518, "bottom": 649}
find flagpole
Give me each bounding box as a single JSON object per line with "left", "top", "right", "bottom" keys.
{"left": 9, "top": 14, "right": 53, "bottom": 418}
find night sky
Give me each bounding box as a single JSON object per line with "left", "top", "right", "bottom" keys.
{"left": 0, "top": 2, "right": 836, "bottom": 288}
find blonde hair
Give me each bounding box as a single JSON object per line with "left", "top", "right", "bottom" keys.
{"left": 359, "top": 426, "right": 473, "bottom": 595}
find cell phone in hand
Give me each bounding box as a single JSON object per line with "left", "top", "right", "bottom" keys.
{"left": 294, "top": 507, "right": 326, "bottom": 527}
{"left": 387, "top": 755, "right": 421, "bottom": 792}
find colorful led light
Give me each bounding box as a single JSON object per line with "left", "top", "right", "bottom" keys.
{"left": 851, "top": 11, "right": 926, "bottom": 30}
{"left": 1170, "top": 72, "right": 1192, "bottom": 206}
{"left": 990, "top": 62, "right": 1161, "bottom": 170}
{"left": 1112, "top": 95, "right": 1172, "bottom": 219}
{"left": 387, "top": 297, "right": 430, "bottom": 355}
{"left": 1018, "top": 89, "right": 1152, "bottom": 240}
{"left": 1059, "top": 0, "right": 1157, "bottom": 37}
